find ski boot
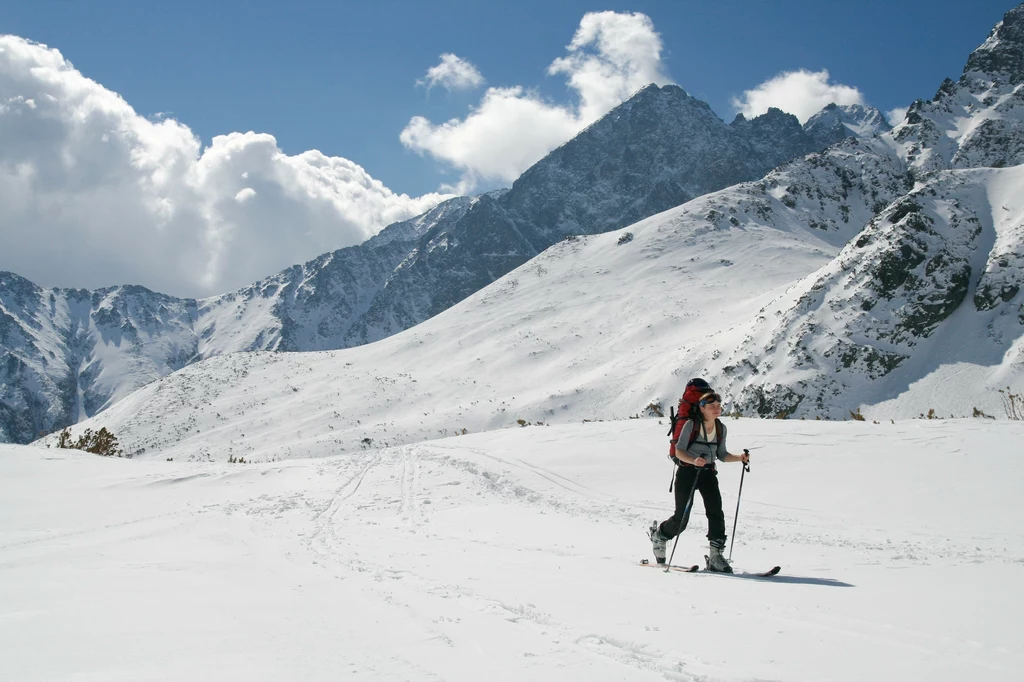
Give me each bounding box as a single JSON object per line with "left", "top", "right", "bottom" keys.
{"left": 649, "top": 521, "right": 667, "bottom": 564}
{"left": 706, "top": 543, "right": 733, "bottom": 573}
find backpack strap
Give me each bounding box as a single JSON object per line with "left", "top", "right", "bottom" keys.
{"left": 668, "top": 403, "right": 717, "bottom": 459}
{"left": 686, "top": 419, "right": 702, "bottom": 449}
{"left": 685, "top": 417, "right": 723, "bottom": 451}
{"left": 669, "top": 418, "right": 702, "bottom": 451}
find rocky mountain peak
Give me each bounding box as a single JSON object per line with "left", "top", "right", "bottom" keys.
{"left": 963, "top": 3, "right": 1024, "bottom": 84}
{"left": 888, "top": 4, "right": 1024, "bottom": 172}
{"left": 597, "top": 84, "right": 716, "bottom": 125}
{"left": 731, "top": 106, "right": 803, "bottom": 133}
{"left": 804, "top": 103, "right": 892, "bottom": 148}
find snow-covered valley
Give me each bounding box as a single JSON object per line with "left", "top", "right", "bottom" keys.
{"left": 2, "top": 418, "right": 1021, "bottom": 681}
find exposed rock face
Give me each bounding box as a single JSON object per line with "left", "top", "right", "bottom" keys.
{"left": 345, "top": 86, "right": 846, "bottom": 345}
{"left": 803, "top": 103, "right": 893, "bottom": 148}
{"left": 717, "top": 4, "right": 1024, "bottom": 418}
{"left": 0, "top": 272, "right": 200, "bottom": 443}
{"left": 0, "top": 199, "right": 471, "bottom": 443}
{"left": 891, "top": 5, "right": 1024, "bottom": 173}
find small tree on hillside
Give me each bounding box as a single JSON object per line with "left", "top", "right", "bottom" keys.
{"left": 54, "top": 427, "right": 127, "bottom": 458}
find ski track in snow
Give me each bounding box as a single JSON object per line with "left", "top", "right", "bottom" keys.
{"left": 298, "top": 447, "right": 703, "bottom": 680}
{"left": 2, "top": 417, "right": 1023, "bottom": 681}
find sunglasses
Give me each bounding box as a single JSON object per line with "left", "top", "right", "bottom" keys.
{"left": 699, "top": 394, "right": 722, "bottom": 406}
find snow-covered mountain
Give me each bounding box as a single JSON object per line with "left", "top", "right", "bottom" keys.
{"left": 54, "top": 131, "right": 916, "bottom": 461}
{"left": 1, "top": 87, "right": 867, "bottom": 444}
{"left": 195, "top": 195, "right": 476, "bottom": 356}
{"left": 892, "top": 5, "right": 1024, "bottom": 173}
{"left": 333, "top": 85, "right": 861, "bottom": 346}
{"left": 0, "top": 198, "right": 472, "bottom": 444}
{"left": 803, "top": 102, "right": 893, "bottom": 145}
{"left": 718, "top": 3, "right": 1024, "bottom": 418}
{"left": 41, "top": 4, "right": 1024, "bottom": 459}
{"left": 0, "top": 275, "right": 201, "bottom": 444}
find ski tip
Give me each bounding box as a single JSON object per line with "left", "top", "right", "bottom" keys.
{"left": 767, "top": 566, "right": 782, "bottom": 576}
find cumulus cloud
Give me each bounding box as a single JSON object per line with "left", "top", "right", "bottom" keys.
{"left": 401, "top": 11, "right": 672, "bottom": 191}
{"left": 417, "top": 53, "right": 485, "bottom": 91}
{"left": 731, "top": 69, "right": 865, "bottom": 124}
{"left": 401, "top": 87, "right": 582, "bottom": 194}
{"left": 0, "top": 36, "right": 450, "bottom": 298}
{"left": 887, "top": 106, "right": 909, "bottom": 126}
{"left": 548, "top": 11, "right": 670, "bottom": 123}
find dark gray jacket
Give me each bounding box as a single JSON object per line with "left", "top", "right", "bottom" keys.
{"left": 674, "top": 419, "right": 728, "bottom": 468}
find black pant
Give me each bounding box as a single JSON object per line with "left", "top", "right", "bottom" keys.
{"left": 659, "top": 465, "right": 726, "bottom": 546}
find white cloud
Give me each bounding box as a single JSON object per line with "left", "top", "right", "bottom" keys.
{"left": 401, "top": 87, "right": 582, "bottom": 194}
{"left": 548, "top": 11, "right": 670, "bottom": 123}
{"left": 0, "top": 36, "right": 450, "bottom": 298}
{"left": 886, "top": 106, "right": 909, "bottom": 126}
{"left": 731, "top": 69, "right": 865, "bottom": 124}
{"left": 401, "top": 11, "right": 672, "bottom": 191}
{"left": 417, "top": 53, "right": 485, "bottom": 91}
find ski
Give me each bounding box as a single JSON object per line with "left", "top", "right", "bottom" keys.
{"left": 639, "top": 559, "right": 699, "bottom": 573}
{"left": 704, "top": 554, "right": 781, "bottom": 577}
{"left": 714, "top": 565, "right": 781, "bottom": 578}
{"left": 751, "top": 566, "right": 782, "bottom": 577}
{"left": 640, "top": 558, "right": 781, "bottom": 577}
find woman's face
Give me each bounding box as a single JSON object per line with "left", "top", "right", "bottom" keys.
{"left": 699, "top": 395, "right": 723, "bottom": 420}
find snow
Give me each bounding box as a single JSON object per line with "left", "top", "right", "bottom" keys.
{"left": 54, "top": 192, "right": 845, "bottom": 461}
{"left": 53, "top": 133, "right": 1019, "bottom": 458}
{"left": 3, "top": 417, "right": 1022, "bottom": 681}
{"left": 3, "top": 12, "right": 1024, "bottom": 678}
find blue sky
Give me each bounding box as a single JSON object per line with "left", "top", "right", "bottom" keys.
{"left": 5, "top": 0, "right": 1015, "bottom": 197}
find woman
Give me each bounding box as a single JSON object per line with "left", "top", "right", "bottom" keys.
{"left": 649, "top": 388, "right": 750, "bottom": 572}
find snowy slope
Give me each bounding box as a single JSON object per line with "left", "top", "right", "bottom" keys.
{"left": 53, "top": 137, "right": 915, "bottom": 463}
{"left": 719, "top": 166, "right": 1024, "bottom": 419}
{"left": 39, "top": 5, "right": 1024, "bottom": 457}
{"left": 195, "top": 195, "right": 476, "bottom": 356}
{"left": 889, "top": 7, "right": 1024, "bottom": 172}
{"left": 290, "top": 86, "right": 841, "bottom": 348}
{"left": 1, "top": 84, "right": 853, "bottom": 445}
{"left": 718, "top": 5, "right": 1024, "bottom": 418}
{"left": 0, "top": 197, "right": 472, "bottom": 444}
{"left": 4, "top": 419, "right": 1023, "bottom": 681}
{"left": 11, "top": 8, "right": 1024, "bottom": 448}
{"left": 0, "top": 275, "right": 200, "bottom": 443}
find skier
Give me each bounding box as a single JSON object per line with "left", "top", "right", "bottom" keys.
{"left": 649, "top": 386, "right": 750, "bottom": 572}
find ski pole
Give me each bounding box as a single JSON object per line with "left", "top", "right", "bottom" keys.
{"left": 665, "top": 467, "right": 702, "bottom": 571}
{"left": 728, "top": 449, "right": 750, "bottom": 562}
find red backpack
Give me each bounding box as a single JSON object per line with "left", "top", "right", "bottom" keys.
{"left": 666, "top": 378, "right": 712, "bottom": 458}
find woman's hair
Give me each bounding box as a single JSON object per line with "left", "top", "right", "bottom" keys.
{"left": 691, "top": 391, "right": 718, "bottom": 422}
